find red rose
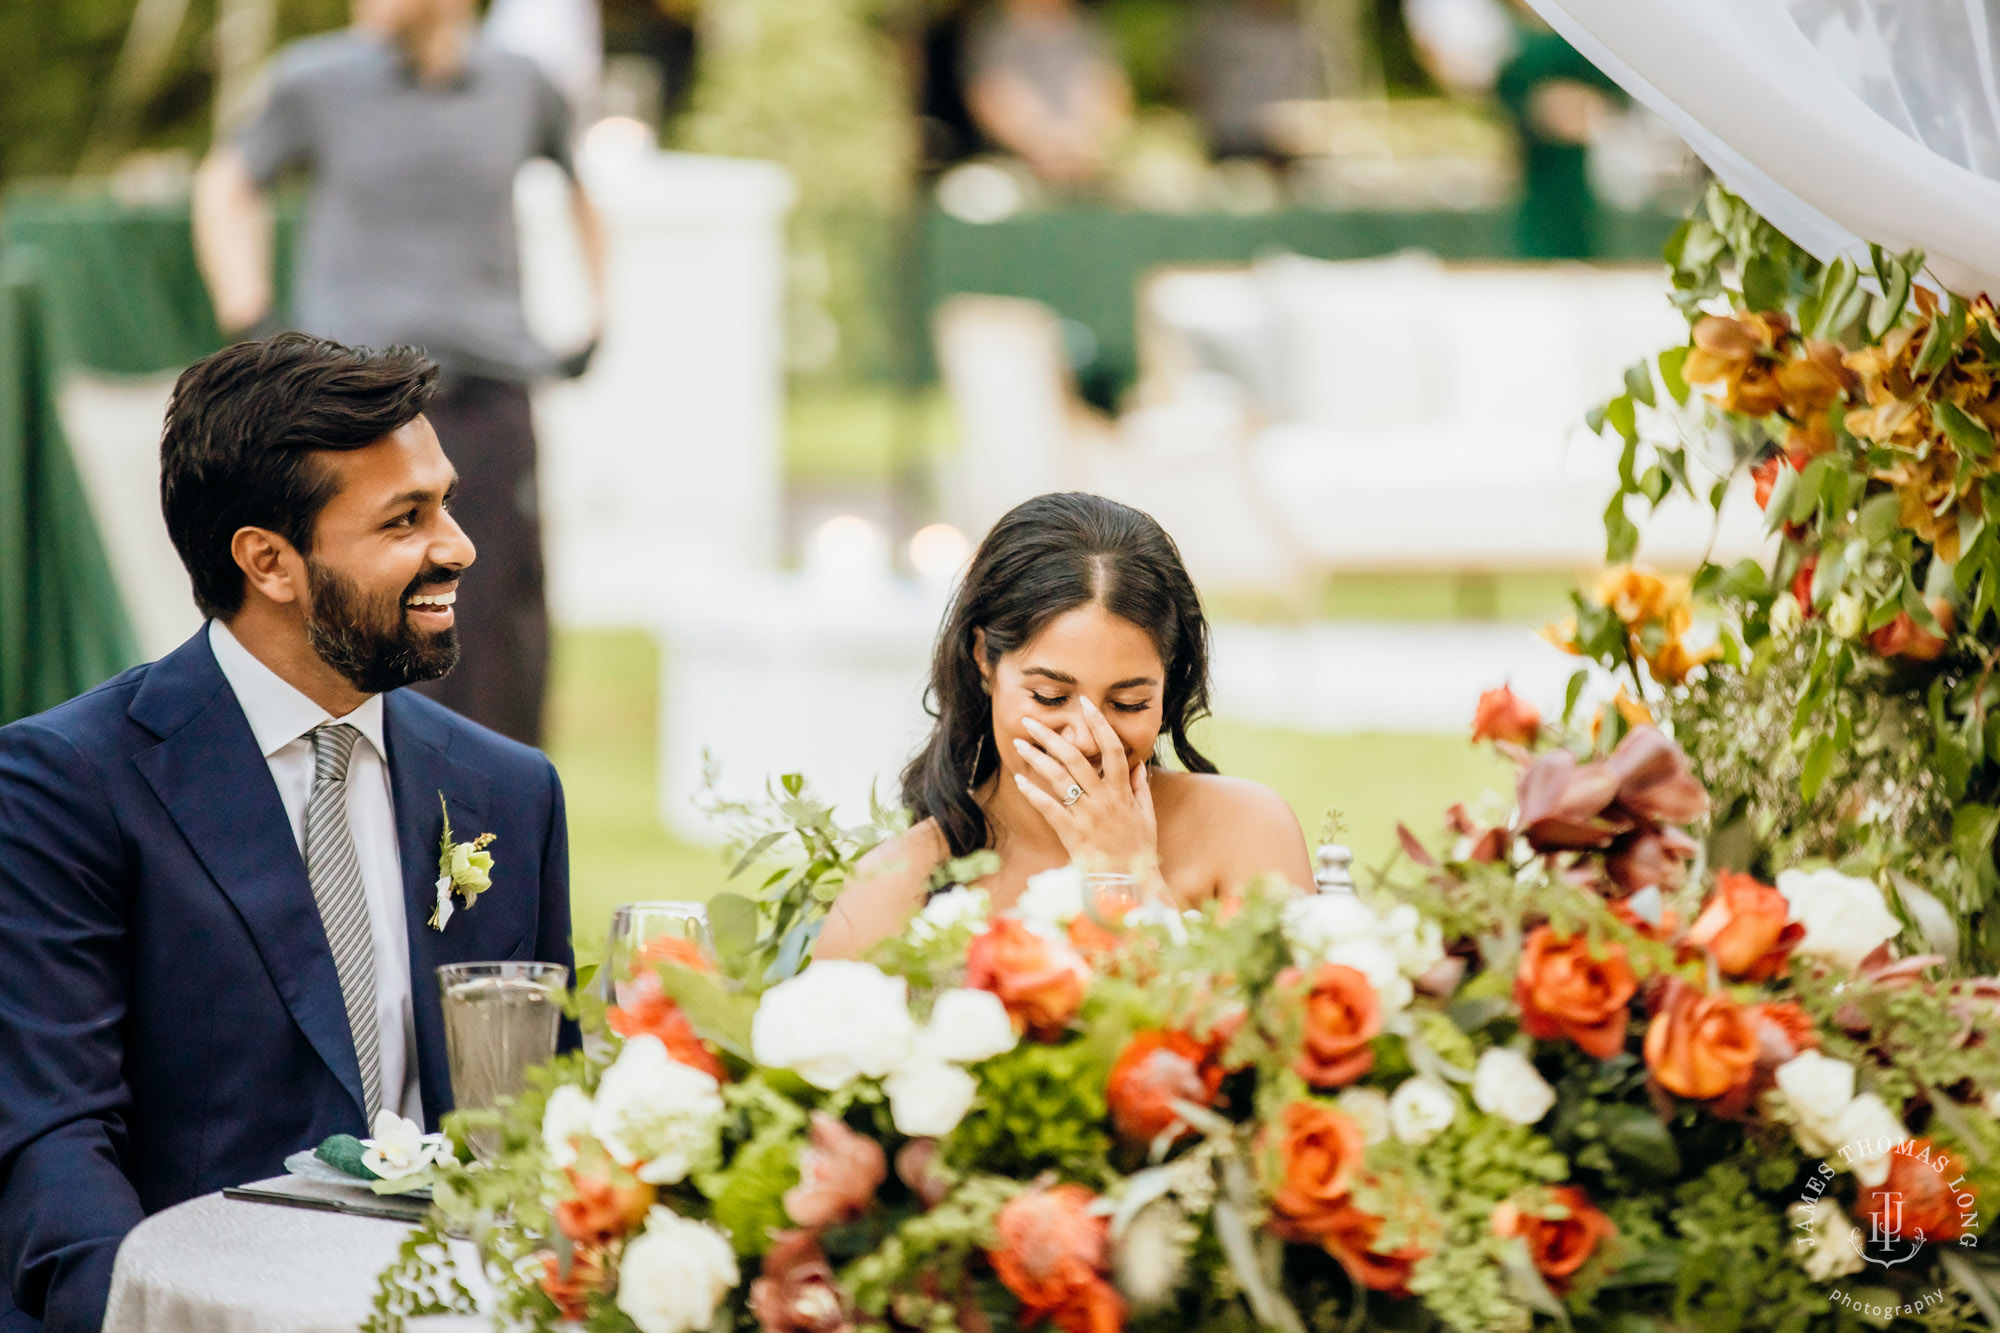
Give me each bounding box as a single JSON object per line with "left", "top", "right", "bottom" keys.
{"left": 1491, "top": 1186, "right": 1615, "bottom": 1292}
{"left": 1320, "top": 1192, "right": 1427, "bottom": 1297}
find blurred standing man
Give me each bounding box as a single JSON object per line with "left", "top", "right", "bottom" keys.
{"left": 194, "top": 0, "right": 607, "bottom": 748}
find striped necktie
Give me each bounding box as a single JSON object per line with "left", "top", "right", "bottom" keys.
{"left": 305, "top": 724, "right": 382, "bottom": 1121}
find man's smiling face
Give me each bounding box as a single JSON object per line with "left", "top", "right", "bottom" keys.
{"left": 297, "top": 414, "right": 476, "bottom": 694}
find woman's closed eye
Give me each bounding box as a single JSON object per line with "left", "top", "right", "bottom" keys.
{"left": 1030, "top": 691, "right": 1151, "bottom": 714}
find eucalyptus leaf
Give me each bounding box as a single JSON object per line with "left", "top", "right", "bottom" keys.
{"left": 1857, "top": 491, "right": 1903, "bottom": 542}
{"left": 1800, "top": 731, "right": 1840, "bottom": 803}
{"left": 1624, "top": 360, "right": 1656, "bottom": 409}
{"left": 706, "top": 892, "right": 761, "bottom": 964}
{"left": 654, "top": 968, "right": 757, "bottom": 1058}
{"left": 1604, "top": 493, "right": 1639, "bottom": 563}
{"left": 1658, "top": 345, "right": 1690, "bottom": 405}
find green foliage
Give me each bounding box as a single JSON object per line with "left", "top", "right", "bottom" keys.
{"left": 363, "top": 1216, "right": 477, "bottom": 1333}
{"left": 675, "top": 0, "right": 915, "bottom": 381}
{"left": 944, "top": 1039, "right": 1114, "bottom": 1184}
{"left": 700, "top": 759, "right": 907, "bottom": 984}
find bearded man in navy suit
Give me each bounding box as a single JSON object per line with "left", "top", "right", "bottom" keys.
{"left": 0, "top": 334, "right": 575, "bottom": 1332}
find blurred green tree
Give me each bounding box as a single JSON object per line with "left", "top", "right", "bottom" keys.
{"left": 0, "top": 0, "right": 346, "bottom": 187}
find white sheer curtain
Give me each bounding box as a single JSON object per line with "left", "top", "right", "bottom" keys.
{"left": 1526, "top": 0, "right": 2000, "bottom": 296}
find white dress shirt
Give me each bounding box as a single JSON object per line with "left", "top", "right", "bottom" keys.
{"left": 208, "top": 619, "right": 422, "bottom": 1123}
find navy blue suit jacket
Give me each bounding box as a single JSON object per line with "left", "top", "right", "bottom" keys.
{"left": 0, "top": 630, "right": 575, "bottom": 1332}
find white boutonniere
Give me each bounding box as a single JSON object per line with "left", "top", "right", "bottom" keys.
{"left": 430, "top": 793, "right": 495, "bottom": 932}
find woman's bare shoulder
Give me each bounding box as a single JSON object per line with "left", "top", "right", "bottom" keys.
{"left": 1152, "top": 770, "right": 1300, "bottom": 828}
{"left": 852, "top": 819, "right": 951, "bottom": 887}
{"left": 1152, "top": 770, "right": 1313, "bottom": 891}
{"left": 817, "top": 820, "right": 949, "bottom": 960}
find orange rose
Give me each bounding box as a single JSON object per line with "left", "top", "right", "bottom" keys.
{"left": 1643, "top": 977, "right": 1758, "bottom": 1100}
{"left": 1265, "top": 1101, "right": 1367, "bottom": 1243}
{"left": 1686, "top": 871, "right": 1803, "bottom": 982}
{"left": 608, "top": 936, "right": 726, "bottom": 1079}
{"left": 538, "top": 1249, "right": 606, "bottom": 1321}
{"left": 1749, "top": 1000, "right": 1819, "bottom": 1062}
{"left": 1868, "top": 601, "right": 1955, "bottom": 661}
{"left": 988, "top": 1185, "right": 1125, "bottom": 1333}
{"left": 1751, "top": 454, "right": 1784, "bottom": 509}
{"left": 554, "top": 1160, "right": 656, "bottom": 1248}
{"left": 1106, "top": 1030, "right": 1221, "bottom": 1146}
{"left": 1514, "top": 927, "right": 1637, "bottom": 1060}
{"left": 1859, "top": 1140, "right": 1977, "bottom": 1243}
{"left": 1473, "top": 685, "right": 1541, "bottom": 747}
{"left": 965, "top": 918, "right": 1089, "bottom": 1040}
{"left": 1320, "top": 1192, "right": 1428, "bottom": 1297}
{"left": 1491, "top": 1186, "right": 1615, "bottom": 1293}
{"left": 783, "top": 1111, "right": 887, "bottom": 1230}
{"left": 1290, "top": 964, "right": 1381, "bottom": 1089}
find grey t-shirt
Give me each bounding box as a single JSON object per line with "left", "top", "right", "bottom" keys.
{"left": 963, "top": 8, "right": 1117, "bottom": 117}
{"left": 237, "top": 29, "right": 573, "bottom": 381}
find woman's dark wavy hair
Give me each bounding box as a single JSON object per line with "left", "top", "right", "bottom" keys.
{"left": 901, "top": 492, "right": 1217, "bottom": 857}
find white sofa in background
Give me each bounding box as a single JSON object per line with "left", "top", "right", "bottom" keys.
{"left": 935, "top": 254, "right": 1770, "bottom": 595}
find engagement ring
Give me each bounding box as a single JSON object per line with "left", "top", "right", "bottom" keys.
{"left": 1061, "top": 783, "right": 1084, "bottom": 807}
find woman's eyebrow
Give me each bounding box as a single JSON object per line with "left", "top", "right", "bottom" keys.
{"left": 1108, "top": 676, "right": 1159, "bottom": 690}
{"left": 1023, "top": 666, "right": 1077, "bottom": 684}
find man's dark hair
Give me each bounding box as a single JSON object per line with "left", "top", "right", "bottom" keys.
{"left": 161, "top": 333, "right": 440, "bottom": 619}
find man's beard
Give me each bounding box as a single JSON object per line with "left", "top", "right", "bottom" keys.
{"left": 304, "top": 558, "right": 460, "bottom": 694}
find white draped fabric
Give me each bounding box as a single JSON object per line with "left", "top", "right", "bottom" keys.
{"left": 1526, "top": 0, "right": 2000, "bottom": 297}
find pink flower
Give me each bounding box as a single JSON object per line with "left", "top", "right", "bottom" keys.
{"left": 782, "top": 1112, "right": 885, "bottom": 1230}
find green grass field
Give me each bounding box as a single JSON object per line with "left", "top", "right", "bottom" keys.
{"left": 546, "top": 629, "right": 1518, "bottom": 951}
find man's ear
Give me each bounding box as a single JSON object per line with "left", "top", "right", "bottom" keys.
{"left": 231, "top": 527, "right": 305, "bottom": 607}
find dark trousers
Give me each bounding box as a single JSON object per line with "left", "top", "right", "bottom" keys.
{"left": 412, "top": 375, "right": 548, "bottom": 748}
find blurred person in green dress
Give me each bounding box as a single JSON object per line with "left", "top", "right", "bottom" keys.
{"left": 1493, "top": 3, "right": 1621, "bottom": 259}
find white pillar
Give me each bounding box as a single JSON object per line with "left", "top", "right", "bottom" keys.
{"left": 518, "top": 148, "right": 795, "bottom": 625}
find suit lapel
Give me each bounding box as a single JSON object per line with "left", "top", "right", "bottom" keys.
{"left": 130, "top": 632, "right": 371, "bottom": 1123}
{"left": 385, "top": 692, "right": 494, "bottom": 1127}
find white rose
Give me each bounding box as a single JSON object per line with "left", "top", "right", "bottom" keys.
{"left": 1828, "top": 592, "right": 1864, "bottom": 640}
{"left": 1334, "top": 1087, "right": 1392, "bottom": 1146}
{"left": 591, "top": 1035, "right": 725, "bottom": 1185}
{"left": 912, "top": 886, "right": 990, "bottom": 939}
{"left": 1323, "top": 937, "right": 1414, "bottom": 1014}
{"left": 1472, "top": 1048, "right": 1556, "bottom": 1126}
{"left": 1829, "top": 1092, "right": 1909, "bottom": 1188}
{"left": 1777, "top": 868, "right": 1902, "bottom": 970}
{"left": 360, "top": 1109, "right": 449, "bottom": 1181}
{"left": 616, "top": 1207, "right": 740, "bottom": 1333}
{"left": 1389, "top": 1078, "right": 1457, "bottom": 1146}
{"left": 1788, "top": 1200, "right": 1866, "bottom": 1281}
{"left": 1987, "top": 1088, "right": 2000, "bottom": 1117}
{"left": 750, "top": 961, "right": 916, "bottom": 1090}
{"left": 1015, "top": 865, "right": 1085, "bottom": 927}
{"left": 883, "top": 1060, "right": 979, "bottom": 1137}
{"left": 916, "top": 988, "right": 1017, "bottom": 1066}
{"left": 541, "top": 1084, "right": 595, "bottom": 1169}
{"left": 1281, "top": 893, "right": 1383, "bottom": 964}
{"left": 1378, "top": 903, "right": 1446, "bottom": 978}
{"left": 1772, "top": 1051, "right": 1856, "bottom": 1156}
{"left": 1768, "top": 592, "right": 1803, "bottom": 641}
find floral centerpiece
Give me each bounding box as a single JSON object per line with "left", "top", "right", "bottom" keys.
{"left": 370, "top": 718, "right": 2000, "bottom": 1332}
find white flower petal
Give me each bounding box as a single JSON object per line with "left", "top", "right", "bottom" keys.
{"left": 917, "top": 989, "right": 1017, "bottom": 1065}
{"left": 750, "top": 961, "right": 916, "bottom": 1090}
{"left": 616, "top": 1208, "right": 740, "bottom": 1333}
{"left": 1471, "top": 1048, "right": 1556, "bottom": 1126}
{"left": 884, "top": 1060, "right": 978, "bottom": 1137}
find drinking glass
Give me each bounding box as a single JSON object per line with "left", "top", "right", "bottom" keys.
{"left": 605, "top": 901, "right": 714, "bottom": 1009}
{"left": 1083, "top": 872, "right": 1144, "bottom": 930}
{"left": 437, "top": 961, "right": 567, "bottom": 1162}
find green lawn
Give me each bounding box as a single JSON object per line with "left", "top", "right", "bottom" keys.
{"left": 546, "top": 629, "right": 1518, "bottom": 952}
